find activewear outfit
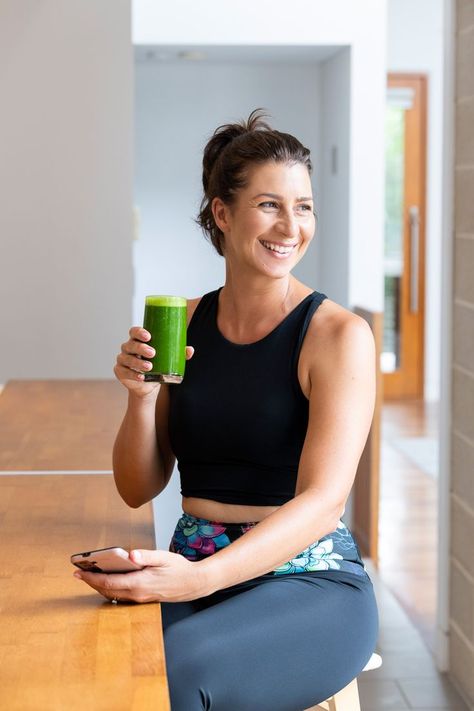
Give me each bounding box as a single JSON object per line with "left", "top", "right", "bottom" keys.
{"left": 162, "top": 287, "right": 379, "bottom": 710}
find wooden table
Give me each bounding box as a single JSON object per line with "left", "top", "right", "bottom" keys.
{"left": 0, "top": 380, "right": 128, "bottom": 471}
{"left": 0, "top": 474, "right": 170, "bottom": 711}
{"left": 0, "top": 381, "right": 170, "bottom": 710}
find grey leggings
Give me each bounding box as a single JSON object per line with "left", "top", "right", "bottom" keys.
{"left": 161, "top": 569, "right": 379, "bottom": 711}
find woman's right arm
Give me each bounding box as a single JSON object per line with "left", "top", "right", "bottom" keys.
{"left": 112, "top": 296, "right": 199, "bottom": 507}
{"left": 111, "top": 322, "right": 195, "bottom": 508}
{"left": 112, "top": 385, "right": 174, "bottom": 508}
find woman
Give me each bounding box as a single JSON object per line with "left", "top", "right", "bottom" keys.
{"left": 75, "top": 109, "right": 379, "bottom": 710}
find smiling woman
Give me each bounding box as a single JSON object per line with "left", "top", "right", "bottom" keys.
{"left": 79, "top": 108, "right": 379, "bottom": 710}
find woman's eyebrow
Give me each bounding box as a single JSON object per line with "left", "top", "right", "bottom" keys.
{"left": 253, "top": 192, "right": 314, "bottom": 201}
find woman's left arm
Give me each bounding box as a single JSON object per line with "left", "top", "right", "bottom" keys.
{"left": 197, "top": 313, "right": 377, "bottom": 594}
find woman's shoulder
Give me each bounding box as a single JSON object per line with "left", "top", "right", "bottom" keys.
{"left": 309, "top": 293, "right": 371, "bottom": 337}
{"left": 301, "top": 296, "right": 375, "bottom": 372}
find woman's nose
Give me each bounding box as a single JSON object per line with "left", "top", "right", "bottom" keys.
{"left": 275, "top": 210, "right": 299, "bottom": 239}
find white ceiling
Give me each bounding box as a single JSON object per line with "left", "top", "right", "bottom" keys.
{"left": 134, "top": 44, "right": 345, "bottom": 65}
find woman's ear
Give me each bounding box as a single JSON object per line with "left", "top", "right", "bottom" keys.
{"left": 211, "top": 197, "right": 231, "bottom": 234}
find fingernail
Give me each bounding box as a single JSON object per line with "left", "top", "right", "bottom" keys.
{"left": 73, "top": 571, "right": 82, "bottom": 579}
{"left": 132, "top": 551, "right": 141, "bottom": 562}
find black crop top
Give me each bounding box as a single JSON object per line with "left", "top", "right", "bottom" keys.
{"left": 168, "top": 287, "right": 328, "bottom": 506}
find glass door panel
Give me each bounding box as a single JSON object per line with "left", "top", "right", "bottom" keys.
{"left": 382, "top": 77, "right": 425, "bottom": 399}
{"left": 382, "top": 88, "right": 414, "bottom": 373}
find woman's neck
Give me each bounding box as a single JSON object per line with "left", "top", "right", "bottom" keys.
{"left": 218, "top": 272, "right": 300, "bottom": 341}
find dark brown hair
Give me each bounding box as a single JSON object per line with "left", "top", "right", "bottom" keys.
{"left": 196, "top": 108, "right": 312, "bottom": 256}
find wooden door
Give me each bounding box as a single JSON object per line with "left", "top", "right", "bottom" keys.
{"left": 382, "top": 74, "right": 427, "bottom": 399}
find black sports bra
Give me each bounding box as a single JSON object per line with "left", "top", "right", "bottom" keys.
{"left": 168, "top": 287, "right": 328, "bottom": 506}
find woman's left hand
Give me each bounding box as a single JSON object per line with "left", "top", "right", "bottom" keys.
{"left": 73, "top": 549, "right": 212, "bottom": 604}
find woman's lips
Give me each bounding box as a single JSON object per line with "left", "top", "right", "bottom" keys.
{"left": 259, "top": 239, "right": 297, "bottom": 257}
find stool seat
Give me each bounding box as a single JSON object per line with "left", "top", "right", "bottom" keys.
{"left": 362, "top": 652, "right": 382, "bottom": 672}
{"left": 305, "top": 651, "right": 383, "bottom": 711}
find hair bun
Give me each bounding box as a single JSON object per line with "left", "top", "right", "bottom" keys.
{"left": 202, "top": 108, "right": 272, "bottom": 192}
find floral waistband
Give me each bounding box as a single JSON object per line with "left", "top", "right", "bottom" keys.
{"left": 169, "top": 512, "right": 368, "bottom": 578}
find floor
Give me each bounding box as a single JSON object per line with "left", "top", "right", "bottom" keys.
{"left": 379, "top": 399, "right": 441, "bottom": 655}
{"left": 357, "top": 399, "right": 470, "bottom": 711}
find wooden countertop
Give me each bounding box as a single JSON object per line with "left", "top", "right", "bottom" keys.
{"left": 0, "top": 473, "right": 170, "bottom": 711}
{"left": 0, "top": 380, "right": 128, "bottom": 471}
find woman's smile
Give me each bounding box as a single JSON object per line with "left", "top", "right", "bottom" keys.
{"left": 259, "top": 239, "right": 299, "bottom": 258}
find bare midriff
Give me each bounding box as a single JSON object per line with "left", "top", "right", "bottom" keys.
{"left": 182, "top": 496, "right": 280, "bottom": 523}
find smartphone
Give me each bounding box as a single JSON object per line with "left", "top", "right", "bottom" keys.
{"left": 70, "top": 546, "right": 144, "bottom": 573}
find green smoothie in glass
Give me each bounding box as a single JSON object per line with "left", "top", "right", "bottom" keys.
{"left": 143, "top": 295, "right": 187, "bottom": 384}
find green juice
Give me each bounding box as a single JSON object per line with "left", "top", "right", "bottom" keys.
{"left": 143, "top": 295, "right": 187, "bottom": 384}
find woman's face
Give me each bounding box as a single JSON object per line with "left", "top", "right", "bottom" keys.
{"left": 212, "top": 161, "right": 315, "bottom": 278}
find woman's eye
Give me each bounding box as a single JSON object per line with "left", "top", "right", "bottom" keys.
{"left": 258, "top": 201, "right": 313, "bottom": 213}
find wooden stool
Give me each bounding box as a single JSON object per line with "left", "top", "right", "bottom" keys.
{"left": 304, "top": 652, "right": 382, "bottom": 711}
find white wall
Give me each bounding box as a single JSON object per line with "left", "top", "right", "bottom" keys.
{"left": 387, "top": 0, "right": 444, "bottom": 401}
{"left": 133, "top": 59, "right": 324, "bottom": 325}
{"left": 318, "top": 48, "right": 351, "bottom": 306}
{"left": 0, "top": 1, "right": 134, "bottom": 382}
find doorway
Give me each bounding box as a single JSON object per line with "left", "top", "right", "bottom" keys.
{"left": 383, "top": 74, "right": 427, "bottom": 400}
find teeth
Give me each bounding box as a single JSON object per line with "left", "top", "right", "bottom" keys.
{"left": 260, "top": 240, "right": 296, "bottom": 254}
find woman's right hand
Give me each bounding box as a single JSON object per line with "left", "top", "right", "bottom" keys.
{"left": 114, "top": 327, "right": 194, "bottom": 398}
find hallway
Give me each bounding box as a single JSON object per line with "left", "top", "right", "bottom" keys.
{"left": 358, "top": 399, "right": 470, "bottom": 710}
{"left": 380, "top": 399, "right": 439, "bottom": 654}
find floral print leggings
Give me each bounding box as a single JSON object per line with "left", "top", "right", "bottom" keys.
{"left": 169, "top": 512, "right": 369, "bottom": 577}
{"left": 162, "top": 512, "right": 379, "bottom": 710}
